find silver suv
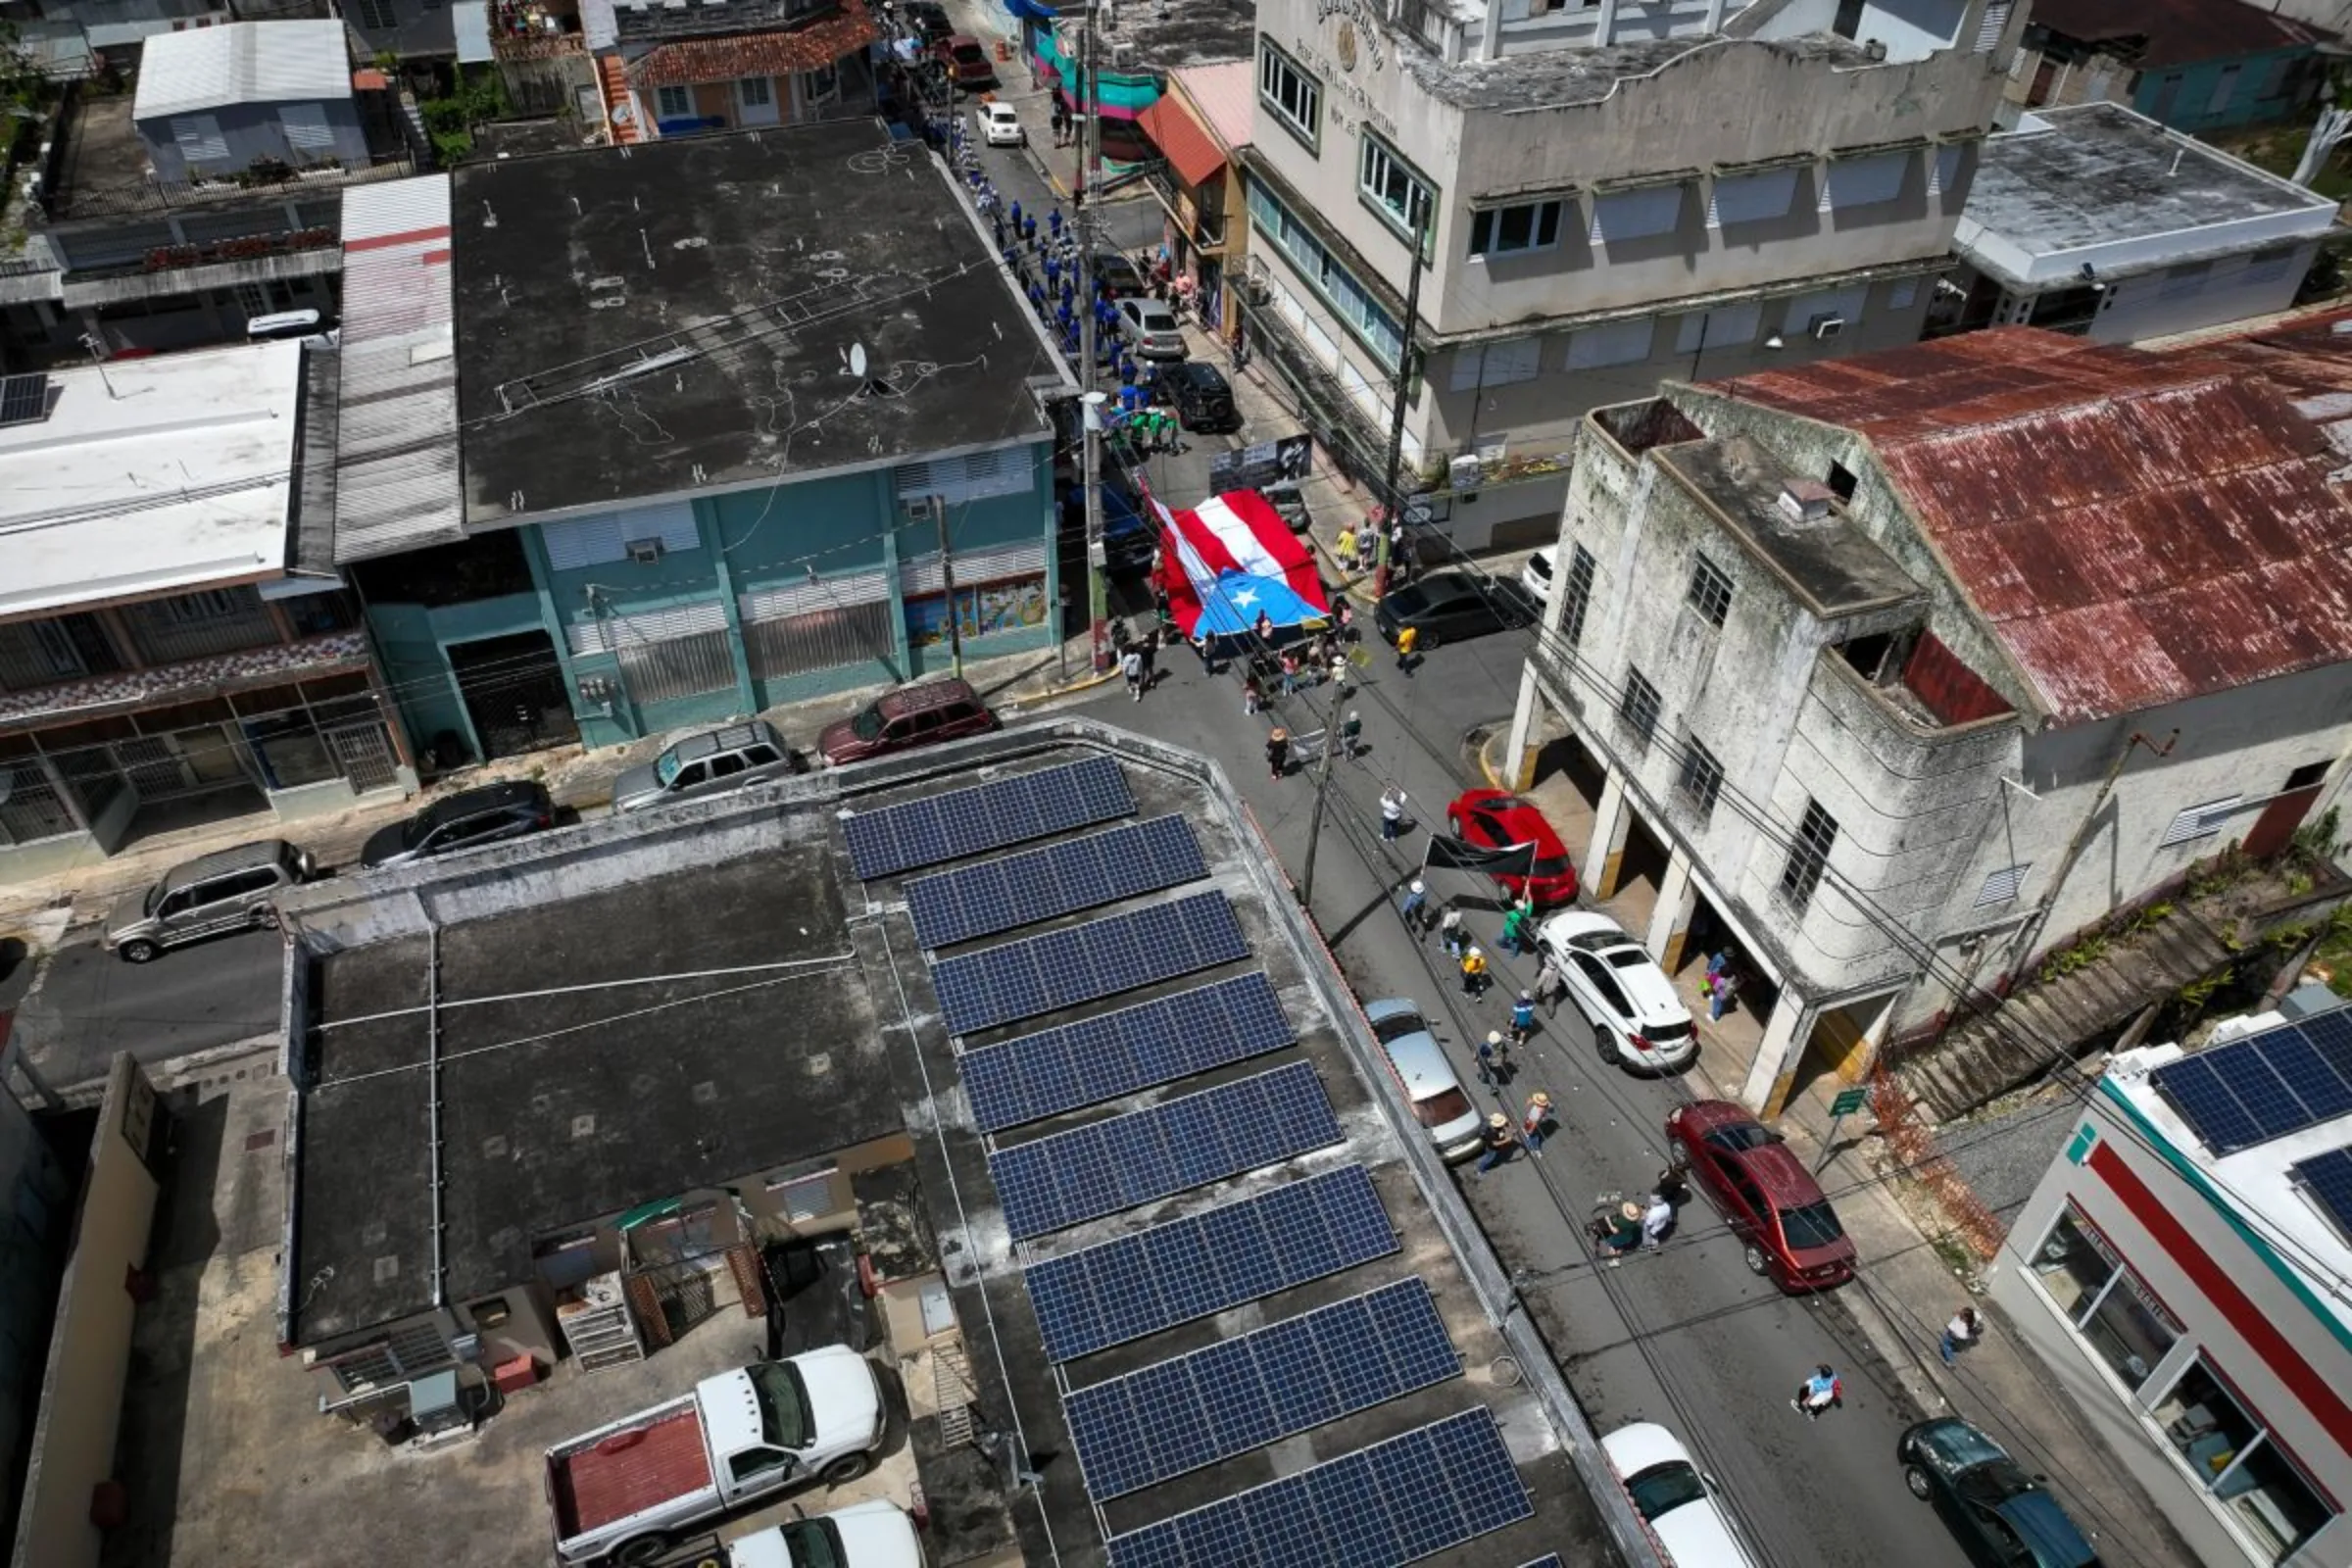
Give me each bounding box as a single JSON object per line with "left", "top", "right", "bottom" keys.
{"left": 611, "top": 719, "right": 802, "bottom": 814}
{"left": 104, "top": 839, "right": 314, "bottom": 963}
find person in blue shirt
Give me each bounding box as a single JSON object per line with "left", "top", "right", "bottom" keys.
{"left": 1792, "top": 1365, "right": 1841, "bottom": 1420}
{"left": 1508, "top": 992, "right": 1537, "bottom": 1049}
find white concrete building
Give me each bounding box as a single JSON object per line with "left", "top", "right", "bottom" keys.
{"left": 1991, "top": 1001, "right": 2352, "bottom": 1566}
{"left": 1940, "top": 103, "right": 2340, "bottom": 344}
{"left": 1501, "top": 324, "right": 2352, "bottom": 1118}
{"left": 1238, "top": 0, "right": 2023, "bottom": 551}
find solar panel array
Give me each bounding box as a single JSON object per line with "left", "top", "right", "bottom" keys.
{"left": 2293, "top": 1146, "right": 2352, "bottom": 1237}
{"left": 1103, "top": 1407, "right": 1532, "bottom": 1568}
{"left": 962, "top": 973, "right": 1295, "bottom": 1134}
{"left": 2147, "top": 1010, "right": 2352, "bottom": 1154}
{"left": 933, "top": 892, "right": 1249, "bottom": 1036}
{"left": 844, "top": 757, "right": 1133, "bottom": 879}
{"left": 1027, "top": 1165, "right": 1396, "bottom": 1363}
{"left": 993, "top": 1062, "right": 1341, "bottom": 1240}
{"left": 1066, "top": 1279, "right": 1460, "bottom": 1499}
{"left": 906, "top": 815, "right": 1207, "bottom": 949}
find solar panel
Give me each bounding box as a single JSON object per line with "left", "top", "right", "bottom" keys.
{"left": 1025, "top": 1165, "right": 1396, "bottom": 1363}
{"left": 1066, "top": 1279, "right": 1460, "bottom": 1499}
{"left": 906, "top": 815, "right": 1208, "bottom": 948}
{"left": 931, "top": 891, "right": 1249, "bottom": 1036}
{"left": 961, "top": 972, "right": 1296, "bottom": 1134}
{"left": 1518, "top": 1558, "right": 1566, "bottom": 1568}
{"left": 0, "top": 373, "right": 48, "bottom": 429}
{"left": 843, "top": 756, "right": 1133, "bottom": 879}
{"left": 2149, "top": 1014, "right": 2352, "bottom": 1154}
{"left": 1104, "top": 1408, "right": 1531, "bottom": 1568}
{"left": 2293, "top": 1146, "right": 2352, "bottom": 1238}
{"left": 992, "top": 1062, "right": 1340, "bottom": 1239}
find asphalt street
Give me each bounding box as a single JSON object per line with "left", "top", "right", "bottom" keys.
{"left": 13, "top": 927, "right": 283, "bottom": 1090}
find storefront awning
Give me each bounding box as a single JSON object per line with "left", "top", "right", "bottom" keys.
{"left": 1138, "top": 95, "right": 1227, "bottom": 190}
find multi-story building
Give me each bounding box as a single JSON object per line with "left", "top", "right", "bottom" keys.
{"left": 578, "top": 0, "right": 880, "bottom": 144}
{"left": 1137, "top": 60, "right": 1254, "bottom": 344}
{"left": 1499, "top": 325, "right": 2352, "bottom": 1118}
{"left": 2005, "top": 0, "right": 2329, "bottom": 134}
{"left": 1012, "top": 0, "right": 1259, "bottom": 169}
{"left": 325, "top": 125, "right": 1069, "bottom": 764}
{"left": 1239, "top": 0, "right": 2022, "bottom": 549}
{"left": 1994, "top": 998, "right": 2352, "bottom": 1567}
{"left": 0, "top": 341, "right": 413, "bottom": 880}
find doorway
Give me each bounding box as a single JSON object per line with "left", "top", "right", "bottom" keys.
{"left": 447, "top": 633, "right": 580, "bottom": 762}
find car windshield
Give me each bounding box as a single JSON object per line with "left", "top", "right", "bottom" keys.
{"left": 1605, "top": 948, "right": 1650, "bottom": 968}
{"left": 1371, "top": 1010, "right": 1426, "bottom": 1045}
{"left": 850, "top": 706, "right": 887, "bottom": 741}
{"left": 746, "top": 1361, "right": 811, "bottom": 1450}
{"left": 654, "top": 749, "right": 684, "bottom": 786}
{"left": 1779, "top": 1200, "right": 1846, "bottom": 1251}
{"left": 1931, "top": 1424, "right": 2012, "bottom": 1472}
{"left": 776, "top": 1520, "right": 847, "bottom": 1568}
{"left": 1709, "top": 1121, "right": 1776, "bottom": 1152}
{"left": 1644, "top": 1018, "right": 1695, "bottom": 1043}
{"left": 1413, "top": 1086, "right": 1473, "bottom": 1129}
{"left": 1143, "top": 309, "right": 1175, "bottom": 329}
{"left": 1625, "top": 1461, "right": 1709, "bottom": 1523}
{"left": 1529, "top": 856, "right": 1573, "bottom": 876}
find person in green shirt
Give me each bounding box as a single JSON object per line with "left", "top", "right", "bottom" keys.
{"left": 1499, "top": 899, "right": 1531, "bottom": 957}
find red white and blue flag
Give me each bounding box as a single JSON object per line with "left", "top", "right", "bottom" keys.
{"left": 1151, "top": 489, "right": 1330, "bottom": 638}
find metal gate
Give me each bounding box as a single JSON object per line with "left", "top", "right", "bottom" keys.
{"left": 739, "top": 573, "right": 894, "bottom": 681}
{"left": 324, "top": 722, "right": 400, "bottom": 792}
{"left": 616, "top": 627, "right": 736, "bottom": 707}
{"left": 112, "top": 735, "right": 193, "bottom": 799}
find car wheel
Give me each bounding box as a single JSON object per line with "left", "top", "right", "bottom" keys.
{"left": 1420, "top": 630, "right": 1442, "bottom": 652}
{"left": 1904, "top": 1465, "right": 1934, "bottom": 1501}
{"left": 1594, "top": 1029, "right": 1618, "bottom": 1068}
{"left": 118, "top": 939, "right": 161, "bottom": 964}
{"left": 821, "top": 1451, "right": 872, "bottom": 1487}
{"left": 613, "top": 1535, "right": 672, "bottom": 1567}
{"left": 1742, "top": 1242, "right": 1771, "bottom": 1277}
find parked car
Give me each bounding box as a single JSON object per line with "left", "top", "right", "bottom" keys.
{"left": 103, "top": 839, "right": 314, "bottom": 963}
{"left": 1600, "top": 1423, "right": 1759, "bottom": 1567}
{"left": 611, "top": 720, "right": 802, "bottom": 815}
{"left": 1154, "top": 361, "right": 1239, "bottom": 432}
{"left": 974, "top": 100, "right": 1023, "bottom": 146}
{"left": 1442, "top": 788, "right": 1579, "bottom": 907}
{"left": 725, "top": 1500, "right": 923, "bottom": 1568}
{"left": 1896, "top": 1418, "right": 2104, "bottom": 1568}
{"left": 900, "top": 0, "right": 951, "bottom": 40}
{"left": 546, "top": 1347, "right": 886, "bottom": 1566}
{"left": 360, "top": 779, "right": 554, "bottom": 870}
{"left": 1094, "top": 253, "right": 1149, "bottom": 298}
{"left": 1372, "top": 570, "right": 1536, "bottom": 649}
{"left": 934, "top": 34, "right": 994, "bottom": 88}
{"left": 1534, "top": 910, "right": 1697, "bottom": 1072}
{"left": 1520, "top": 544, "right": 1555, "bottom": 604}
{"left": 1115, "top": 298, "right": 1187, "bottom": 361}
{"left": 1261, "top": 478, "right": 1312, "bottom": 534}
{"left": 816, "top": 678, "right": 998, "bottom": 765}
{"left": 1665, "top": 1099, "right": 1856, "bottom": 1290}
{"left": 1364, "top": 998, "right": 1487, "bottom": 1161}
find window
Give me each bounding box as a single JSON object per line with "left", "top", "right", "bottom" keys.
{"left": 1973, "top": 862, "right": 2030, "bottom": 907}
{"left": 1827, "top": 462, "right": 1858, "bottom": 501}
{"left": 1558, "top": 544, "right": 1595, "bottom": 646}
{"left": 2030, "top": 1206, "right": 2181, "bottom": 1390}
{"left": 2283, "top": 761, "right": 2329, "bottom": 792}
{"left": 1591, "top": 185, "right": 1685, "bottom": 244}
{"left": 655, "top": 84, "right": 695, "bottom": 121}
{"left": 1566, "top": 318, "right": 1654, "bottom": 370}
{"left": 1258, "top": 41, "right": 1320, "bottom": 147}
{"left": 1675, "top": 302, "right": 1761, "bottom": 356}
{"left": 2207, "top": 64, "right": 2241, "bottom": 116}
{"left": 1247, "top": 183, "right": 1403, "bottom": 362}
{"left": 739, "top": 74, "right": 772, "bottom": 108}
{"left": 1469, "top": 200, "right": 1563, "bottom": 258}
{"left": 1708, "top": 168, "right": 1799, "bottom": 228}
{"left": 280, "top": 102, "right": 335, "bottom": 154}
{"left": 171, "top": 114, "right": 229, "bottom": 167}
{"left": 2162, "top": 261, "right": 2213, "bottom": 300}
{"left": 1448, "top": 336, "right": 1540, "bottom": 391}
{"left": 1359, "top": 134, "right": 1436, "bottom": 250}
{"left": 1676, "top": 740, "right": 1723, "bottom": 819}
{"left": 2152, "top": 1359, "right": 2330, "bottom": 1561}
{"left": 798, "top": 64, "right": 836, "bottom": 104}
{"left": 2162, "top": 796, "right": 2240, "bottom": 848}
{"left": 1687, "top": 554, "right": 1733, "bottom": 627}
{"left": 897, "top": 449, "right": 1034, "bottom": 504}
{"left": 1618, "top": 668, "right": 1660, "bottom": 750}
{"left": 2245, "top": 246, "right": 2298, "bottom": 286}
{"left": 766, "top": 1168, "right": 838, "bottom": 1222}
{"left": 1780, "top": 799, "right": 1837, "bottom": 910}
{"left": 1886, "top": 277, "right": 1920, "bottom": 311}
{"left": 540, "top": 504, "right": 701, "bottom": 570}
{"left": 1822, "top": 150, "right": 1910, "bottom": 210}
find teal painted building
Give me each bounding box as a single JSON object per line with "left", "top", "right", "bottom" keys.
{"left": 2016, "top": 0, "right": 2327, "bottom": 135}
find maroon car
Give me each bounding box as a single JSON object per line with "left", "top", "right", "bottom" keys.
{"left": 935, "top": 34, "right": 996, "bottom": 89}
{"left": 816, "top": 678, "right": 997, "bottom": 765}
{"left": 1665, "top": 1099, "right": 1855, "bottom": 1291}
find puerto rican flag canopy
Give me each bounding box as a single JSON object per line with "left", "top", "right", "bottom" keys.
{"left": 1152, "top": 489, "right": 1331, "bottom": 638}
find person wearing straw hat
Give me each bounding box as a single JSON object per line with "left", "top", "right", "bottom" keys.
{"left": 1521, "top": 1090, "right": 1553, "bottom": 1151}
{"left": 1265, "top": 727, "right": 1289, "bottom": 781}
{"left": 1599, "top": 1199, "right": 1644, "bottom": 1262}
{"left": 1471, "top": 1112, "right": 1518, "bottom": 1177}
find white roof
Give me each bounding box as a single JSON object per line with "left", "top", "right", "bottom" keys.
{"left": 133, "top": 21, "right": 352, "bottom": 122}
{"left": 0, "top": 342, "right": 304, "bottom": 619}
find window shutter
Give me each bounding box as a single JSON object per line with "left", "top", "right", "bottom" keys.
{"left": 1709, "top": 169, "right": 1798, "bottom": 227}
{"left": 565, "top": 598, "right": 727, "bottom": 657}
{"left": 1822, "top": 151, "right": 1910, "bottom": 210}
{"left": 1975, "top": 0, "right": 2010, "bottom": 52}
{"left": 1566, "top": 317, "right": 1655, "bottom": 370}
{"left": 738, "top": 569, "right": 892, "bottom": 622}
{"left": 1931, "top": 143, "right": 1967, "bottom": 196}
{"left": 540, "top": 514, "right": 627, "bottom": 570}
{"left": 1973, "top": 863, "right": 2030, "bottom": 907}
{"left": 895, "top": 450, "right": 1033, "bottom": 505}
{"left": 280, "top": 102, "right": 336, "bottom": 154}
{"left": 2161, "top": 798, "right": 2240, "bottom": 848}
{"left": 1673, "top": 302, "right": 1761, "bottom": 355}
{"left": 172, "top": 115, "right": 228, "bottom": 166}
{"left": 1591, "top": 185, "right": 1685, "bottom": 244}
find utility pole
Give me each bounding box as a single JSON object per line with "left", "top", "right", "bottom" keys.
{"left": 1372, "top": 187, "right": 1428, "bottom": 601}
{"left": 933, "top": 493, "right": 963, "bottom": 678}
{"left": 1076, "top": 1, "right": 1111, "bottom": 672}
{"left": 1298, "top": 715, "right": 1343, "bottom": 909}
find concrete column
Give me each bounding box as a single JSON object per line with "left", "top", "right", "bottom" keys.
{"left": 1582, "top": 769, "right": 1631, "bottom": 900}
{"left": 1477, "top": 0, "right": 1502, "bottom": 61}
{"left": 1740, "top": 984, "right": 1813, "bottom": 1121}
{"left": 1592, "top": 0, "right": 1620, "bottom": 46}
{"left": 1500, "top": 660, "right": 1544, "bottom": 792}
{"left": 1644, "top": 848, "right": 1697, "bottom": 972}
{"left": 1702, "top": 0, "right": 1728, "bottom": 28}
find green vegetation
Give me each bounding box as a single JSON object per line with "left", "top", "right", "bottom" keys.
{"left": 420, "top": 66, "right": 510, "bottom": 166}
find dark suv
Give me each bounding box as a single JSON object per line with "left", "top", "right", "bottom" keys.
{"left": 817, "top": 679, "right": 996, "bottom": 764}
{"left": 361, "top": 779, "right": 555, "bottom": 869}
{"left": 1897, "top": 1419, "right": 2103, "bottom": 1567}
{"left": 1155, "top": 363, "right": 1239, "bottom": 433}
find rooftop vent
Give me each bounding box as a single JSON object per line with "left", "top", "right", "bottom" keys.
{"left": 1779, "top": 479, "right": 1836, "bottom": 522}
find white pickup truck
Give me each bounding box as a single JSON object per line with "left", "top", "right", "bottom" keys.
{"left": 726, "top": 1501, "right": 924, "bottom": 1568}
{"left": 545, "top": 1346, "right": 887, "bottom": 1566}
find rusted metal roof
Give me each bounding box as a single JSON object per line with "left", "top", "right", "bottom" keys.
{"left": 2025, "top": 0, "right": 2322, "bottom": 71}
{"left": 1717, "top": 326, "right": 2352, "bottom": 726}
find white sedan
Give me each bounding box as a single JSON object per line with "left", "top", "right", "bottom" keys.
{"left": 1536, "top": 909, "right": 1699, "bottom": 1072}
{"left": 1520, "top": 543, "right": 1555, "bottom": 604}
{"left": 975, "top": 101, "right": 1025, "bottom": 146}
{"left": 1600, "top": 1423, "right": 1759, "bottom": 1567}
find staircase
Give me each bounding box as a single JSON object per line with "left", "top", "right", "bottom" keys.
{"left": 598, "top": 55, "right": 641, "bottom": 145}
{"left": 931, "top": 1342, "right": 976, "bottom": 1447}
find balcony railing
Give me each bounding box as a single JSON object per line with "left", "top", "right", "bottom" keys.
{"left": 121, "top": 593, "right": 282, "bottom": 665}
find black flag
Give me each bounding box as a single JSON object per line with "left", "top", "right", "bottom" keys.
{"left": 1423, "top": 837, "right": 1539, "bottom": 877}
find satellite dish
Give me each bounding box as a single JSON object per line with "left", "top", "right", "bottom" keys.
{"left": 849, "top": 342, "right": 868, "bottom": 378}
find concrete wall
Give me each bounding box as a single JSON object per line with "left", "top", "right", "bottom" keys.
{"left": 0, "top": 1084, "right": 71, "bottom": 1548}
{"left": 2024, "top": 242, "right": 2320, "bottom": 346}
{"left": 7, "top": 1055, "right": 163, "bottom": 1568}
{"left": 138, "top": 96, "right": 371, "bottom": 184}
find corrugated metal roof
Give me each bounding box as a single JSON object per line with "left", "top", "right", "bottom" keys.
{"left": 133, "top": 21, "right": 354, "bottom": 122}
{"left": 332, "top": 175, "right": 464, "bottom": 564}
{"left": 2026, "top": 0, "right": 2321, "bottom": 70}
{"left": 452, "top": 1, "right": 494, "bottom": 65}
{"left": 1170, "top": 60, "right": 1251, "bottom": 155}
{"left": 1138, "top": 93, "right": 1226, "bottom": 188}
{"left": 1717, "top": 327, "right": 2352, "bottom": 726}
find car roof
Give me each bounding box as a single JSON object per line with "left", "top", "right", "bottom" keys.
{"left": 1600, "top": 1422, "right": 1690, "bottom": 1476}
{"left": 1737, "top": 1138, "right": 1830, "bottom": 1207}
{"left": 878, "top": 679, "right": 979, "bottom": 713}
{"left": 161, "top": 839, "right": 295, "bottom": 892}
{"left": 1995, "top": 1492, "right": 2101, "bottom": 1566}
{"left": 417, "top": 779, "right": 543, "bottom": 827}
{"left": 665, "top": 719, "right": 782, "bottom": 760}
{"left": 982, "top": 100, "right": 1017, "bottom": 115}
{"left": 1541, "top": 910, "right": 1630, "bottom": 949}
{"left": 1377, "top": 1026, "right": 1461, "bottom": 1104}
{"left": 1170, "top": 362, "right": 1223, "bottom": 385}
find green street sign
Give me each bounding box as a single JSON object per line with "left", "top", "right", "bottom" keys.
{"left": 1830, "top": 1087, "right": 1871, "bottom": 1117}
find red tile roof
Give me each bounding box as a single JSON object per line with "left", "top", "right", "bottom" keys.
{"left": 1139, "top": 91, "right": 1228, "bottom": 188}
{"left": 2026, "top": 0, "right": 2324, "bottom": 69}
{"left": 1715, "top": 327, "right": 2352, "bottom": 725}
{"left": 629, "top": 3, "right": 878, "bottom": 89}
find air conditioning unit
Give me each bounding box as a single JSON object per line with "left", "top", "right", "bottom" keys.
{"left": 1809, "top": 314, "right": 1845, "bottom": 341}
{"left": 1108, "top": 40, "right": 1138, "bottom": 68}
{"left": 624, "top": 537, "right": 665, "bottom": 564}
{"left": 1447, "top": 454, "right": 1485, "bottom": 491}
{"left": 904, "top": 497, "right": 936, "bottom": 521}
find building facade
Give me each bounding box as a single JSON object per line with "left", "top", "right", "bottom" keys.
{"left": 1239, "top": 0, "right": 2021, "bottom": 551}
{"left": 1138, "top": 60, "right": 1254, "bottom": 348}
{"left": 1500, "top": 326, "right": 2352, "bottom": 1117}
{"left": 1992, "top": 1007, "right": 2352, "bottom": 1567}
{"left": 2005, "top": 0, "right": 2328, "bottom": 134}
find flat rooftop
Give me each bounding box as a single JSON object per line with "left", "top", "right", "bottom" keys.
{"left": 1656, "top": 434, "right": 1925, "bottom": 617}
{"left": 0, "top": 341, "right": 304, "bottom": 620}
{"left": 1053, "top": 0, "right": 1256, "bottom": 71}
{"left": 449, "top": 122, "right": 1062, "bottom": 527}
{"left": 1958, "top": 104, "right": 2338, "bottom": 287}
{"left": 1406, "top": 29, "right": 1872, "bottom": 112}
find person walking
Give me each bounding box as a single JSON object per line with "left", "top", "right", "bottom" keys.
{"left": 1642, "top": 1189, "right": 1677, "bottom": 1249}
{"left": 1395, "top": 623, "right": 1419, "bottom": 674}
{"left": 1265, "top": 727, "right": 1290, "bottom": 781}
{"left": 1243, "top": 673, "right": 1263, "bottom": 715}
{"left": 1475, "top": 1031, "right": 1503, "bottom": 1092}
{"left": 1520, "top": 1090, "right": 1552, "bottom": 1152}
{"left": 1792, "top": 1365, "right": 1842, "bottom": 1420}
{"left": 1120, "top": 644, "right": 1145, "bottom": 702}
{"left": 1340, "top": 710, "right": 1363, "bottom": 760}
{"left": 1280, "top": 650, "right": 1302, "bottom": 697}
{"left": 1940, "top": 1306, "right": 1985, "bottom": 1366}
{"left": 1439, "top": 907, "right": 1467, "bottom": 960}
{"left": 1335, "top": 522, "right": 1358, "bottom": 573}
{"left": 1336, "top": 599, "right": 1357, "bottom": 643}
{"left": 1498, "top": 899, "right": 1530, "bottom": 957}
{"left": 1470, "top": 1113, "right": 1517, "bottom": 1177}
{"left": 1533, "top": 956, "right": 1564, "bottom": 1018}
{"left": 1331, "top": 656, "right": 1354, "bottom": 702}
{"left": 1460, "top": 944, "right": 1489, "bottom": 998}
{"left": 1136, "top": 630, "right": 1156, "bottom": 691}
{"left": 1508, "top": 991, "right": 1537, "bottom": 1049}
{"left": 1399, "top": 878, "right": 1428, "bottom": 932}
{"left": 1380, "top": 786, "right": 1406, "bottom": 843}
{"left": 1709, "top": 966, "right": 1740, "bottom": 1022}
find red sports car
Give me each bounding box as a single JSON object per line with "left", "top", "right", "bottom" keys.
{"left": 1665, "top": 1099, "right": 1856, "bottom": 1291}
{"left": 1443, "top": 789, "right": 1579, "bottom": 906}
